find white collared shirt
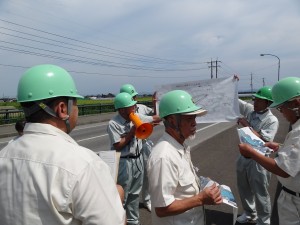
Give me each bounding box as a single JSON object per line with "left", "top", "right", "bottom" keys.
{"left": 239, "top": 99, "right": 279, "bottom": 141}
{"left": 136, "top": 103, "right": 153, "bottom": 115}
{"left": 0, "top": 123, "right": 125, "bottom": 225}
{"left": 107, "top": 113, "right": 153, "bottom": 157}
{"left": 147, "top": 132, "right": 204, "bottom": 225}
{"left": 275, "top": 119, "right": 300, "bottom": 192}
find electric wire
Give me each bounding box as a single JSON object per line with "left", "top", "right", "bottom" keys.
{"left": 0, "top": 19, "right": 206, "bottom": 66}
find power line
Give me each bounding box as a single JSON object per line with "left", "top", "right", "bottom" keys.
{"left": 0, "top": 43, "right": 209, "bottom": 71}
{"left": 0, "top": 19, "right": 212, "bottom": 71}
{"left": 0, "top": 19, "right": 206, "bottom": 66}
{"left": 0, "top": 63, "right": 207, "bottom": 79}
{"left": 0, "top": 27, "right": 200, "bottom": 66}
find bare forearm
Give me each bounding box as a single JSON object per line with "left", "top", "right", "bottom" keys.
{"left": 155, "top": 185, "right": 222, "bottom": 217}
{"left": 155, "top": 196, "right": 202, "bottom": 217}
{"left": 252, "top": 152, "right": 289, "bottom": 178}
{"left": 113, "top": 133, "right": 135, "bottom": 151}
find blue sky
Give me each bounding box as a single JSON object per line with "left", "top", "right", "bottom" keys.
{"left": 1, "top": 0, "right": 300, "bottom": 97}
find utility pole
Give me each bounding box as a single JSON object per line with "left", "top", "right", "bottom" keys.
{"left": 207, "top": 59, "right": 221, "bottom": 79}
{"left": 207, "top": 59, "right": 213, "bottom": 79}
{"left": 250, "top": 73, "right": 253, "bottom": 93}
{"left": 215, "top": 59, "right": 221, "bottom": 78}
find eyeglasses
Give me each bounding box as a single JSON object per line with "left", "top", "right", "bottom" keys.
{"left": 276, "top": 106, "right": 283, "bottom": 112}
{"left": 276, "top": 102, "right": 294, "bottom": 112}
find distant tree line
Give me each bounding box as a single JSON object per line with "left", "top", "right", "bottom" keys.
{"left": 84, "top": 93, "right": 153, "bottom": 99}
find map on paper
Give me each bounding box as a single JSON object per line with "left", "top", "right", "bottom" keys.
{"left": 199, "top": 176, "right": 238, "bottom": 225}
{"left": 155, "top": 76, "right": 239, "bottom": 123}
{"left": 237, "top": 127, "right": 273, "bottom": 155}
{"left": 199, "top": 176, "right": 237, "bottom": 208}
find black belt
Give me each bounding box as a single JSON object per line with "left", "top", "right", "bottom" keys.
{"left": 121, "top": 153, "right": 141, "bottom": 159}
{"left": 282, "top": 186, "right": 300, "bottom": 197}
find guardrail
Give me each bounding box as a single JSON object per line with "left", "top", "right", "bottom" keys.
{"left": 0, "top": 109, "right": 23, "bottom": 125}
{"left": 0, "top": 101, "right": 153, "bottom": 125}
{"left": 0, "top": 94, "right": 252, "bottom": 125}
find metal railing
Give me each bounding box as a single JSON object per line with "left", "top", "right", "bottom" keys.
{"left": 0, "top": 109, "right": 24, "bottom": 125}
{"left": 0, "top": 101, "right": 153, "bottom": 125}
{"left": 0, "top": 94, "right": 252, "bottom": 125}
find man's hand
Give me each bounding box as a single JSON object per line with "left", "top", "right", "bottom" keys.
{"left": 265, "top": 142, "right": 280, "bottom": 152}
{"left": 233, "top": 74, "right": 240, "bottom": 81}
{"left": 128, "top": 126, "right": 136, "bottom": 139}
{"left": 199, "top": 183, "right": 223, "bottom": 205}
{"left": 152, "top": 91, "right": 157, "bottom": 102}
{"left": 237, "top": 117, "right": 250, "bottom": 127}
{"left": 152, "top": 91, "right": 158, "bottom": 115}
{"left": 238, "top": 143, "right": 255, "bottom": 158}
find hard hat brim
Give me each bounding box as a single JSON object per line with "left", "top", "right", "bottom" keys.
{"left": 270, "top": 96, "right": 299, "bottom": 108}
{"left": 270, "top": 101, "right": 284, "bottom": 108}
{"left": 252, "top": 94, "right": 273, "bottom": 102}
{"left": 181, "top": 109, "right": 207, "bottom": 116}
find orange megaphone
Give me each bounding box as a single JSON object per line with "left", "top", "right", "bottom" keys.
{"left": 129, "top": 112, "right": 153, "bottom": 139}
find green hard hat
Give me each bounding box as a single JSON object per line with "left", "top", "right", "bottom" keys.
{"left": 270, "top": 77, "right": 300, "bottom": 108}
{"left": 17, "top": 64, "right": 83, "bottom": 102}
{"left": 159, "top": 90, "right": 207, "bottom": 118}
{"left": 252, "top": 86, "right": 273, "bottom": 101}
{"left": 114, "top": 92, "right": 137, "bottom": 109}
{"left": 120, "top": 84, "right": 138, "bottom": 97}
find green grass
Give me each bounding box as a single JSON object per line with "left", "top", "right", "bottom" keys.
{"left": 0, "top": 97, "right": 153, "bottom": 125}
{"left": 0, "top": 102, "right": 21, "bottom": 110}
{"left": 0, "top": 96, "right": 153, "bottom": 108}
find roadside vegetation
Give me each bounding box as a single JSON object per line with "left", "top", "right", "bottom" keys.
{"left": 0, "top": 96, "right": 152, "bottom": 109}
{"left": 0, "top": 96, "right": 153, "bottom": 125}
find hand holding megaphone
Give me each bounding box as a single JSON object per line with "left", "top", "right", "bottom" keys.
{"left": 129, "top": 112, "right": 153, "bottom": 139}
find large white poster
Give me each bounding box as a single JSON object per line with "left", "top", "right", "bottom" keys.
{"left": 155, "top": 76, "right": 240, "bottom": 123}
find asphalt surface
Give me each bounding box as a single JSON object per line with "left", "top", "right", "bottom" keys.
{"left": 139, "top": 109, "right": 289, "bottom": 225}
{"left": 0, "top": 110, "right": 289, "bottom": 225}
{"left": 0, "top": 113, "right": 117, "bottom": 138}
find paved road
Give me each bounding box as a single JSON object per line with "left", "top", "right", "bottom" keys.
{"left": 0, "top": 110, "right": 289, "bottom": 225}
{"left": 140, "top": 109, "right": 288, "bottom": 225}
{"left": 0, "top": 115, "right": 233, "bottom": 153}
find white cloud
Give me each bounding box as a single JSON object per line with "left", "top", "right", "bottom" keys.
{"left": 0, "top": 0, "right": 300, "bottom": 97}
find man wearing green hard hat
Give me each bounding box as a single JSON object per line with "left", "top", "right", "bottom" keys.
{"left": 236, "top": 86, "right": 279, "bottom": 225}
{"left": 120, "top": 83, "right": 159, "bottom": 120}
{"left": 120, "top": 83, "right": 160, "bottom": 212}
{"left": 239, "top": 77, "right": 300, "bottom": 225}
{"left": 147, "top": 90, "right": 222, "bottom": 225}
{"left": 17, "top": 64, "right": 84, "bottom": 134}
{"left": 107, "top": 91, "right": 159, "bottom": 225}
{"left": 0, "top": 64, "right": 125, "bottom": 225}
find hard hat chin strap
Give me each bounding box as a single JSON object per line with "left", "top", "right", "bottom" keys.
{"left": 23, "top": 99, "right": 73, "bottom": 134}
{"left": 38, "top": 102, "right": 59, "bottom": 118}
{"left": 163, "top": 114, "right": 184, "bottom": 141}
{"left": 64, "top": 98, "right": 73, "bottom": 134}
{"left": 39, "top": 99, "right": 73, "bottom": 133}
{"left": 22, "top": 100, "right": 58, "bottom": 118}
{"left": 163, "top": 114, "right": 180, "bottom": 132}
{"left": 173, "top": 114, "right": 185, "bottom": 141}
